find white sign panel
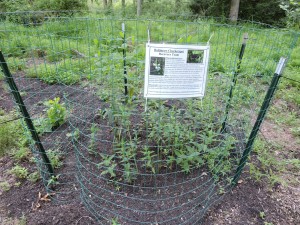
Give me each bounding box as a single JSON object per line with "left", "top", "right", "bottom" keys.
{"left": 144, "top": 43, "right": 210, "bottom": 99}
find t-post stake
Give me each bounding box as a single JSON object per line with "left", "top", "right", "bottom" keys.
{"left": 122, "top": 23, "right": 128, "bottom": 101}
{"left": 0, "top": 50, "right": 54, "bottom": 177}
{"left": 221, "top": 33, "right": 248, "bottom": 132}
{"left": 232, "top": 57, "right": 287, "bottom": 186}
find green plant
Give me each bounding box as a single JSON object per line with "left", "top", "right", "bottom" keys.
{"left": 28, "top": 171, "right": 40, "bottom": 183}
{"left": 19, "top": 214, "right": 27, "bottom": 225}
{"left": 280, "top": 0, "right": 300, "bottom": 28}
{"left": 66, "top": 128, "right": 80, "bottom": 141}
{"left": 0, "top": 181, "right": 11, "bottom": 192}
{"left": 46, "top": 149, "right": 63, "bottom": 169}
{"left": 111, "top": 218, "right": 121, "bottom": 225}
{"left": 264, "top": 222, "right": 274, "bottom": 225}
{"left": 9, "top": 165, "right": 28, "bottom": 179}
{"left": 10, "top": 147, "right": 30, "bottom": 161}
{"left": 0, "top": 114, "right": 23, "bottom": 156}
{"left": 259, "top": 211, "right": 266, "bottom": 219}
{"left": 47, "top": 174, "right": 60, "bottom": 187}
{"left": 44, "top": 97, "right": 66, "bottom": 129}
{"left": 27, "top": 59, "right": 90, "bottom": 85}
{"left": 98, "top": 154, "right": 117, "bottom": 179}
{"left": 88, "top": 123, "right": 99, "bottom": 154}
{"left": 34, "top": 117, "right": 52, "bottom": 134}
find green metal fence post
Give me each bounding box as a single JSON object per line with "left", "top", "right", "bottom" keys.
{"left": 232, "top": 57, "right": 287, "bottom": 186}
{"left": 0, "top": 50, "right": 54, "bottom": 177}
{"left": 122, "top": 23, "right": 128, "bottom": 99}
{"left": 221, "top": 33, "right": 248, "bottom": 132}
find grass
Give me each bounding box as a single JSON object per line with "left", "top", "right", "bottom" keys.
{"left": 26, "top": 58, "right": 91, "bottom": 84}
{"left": 0, "top": 114, "right": 23, "bottom": 157}
{"left": 248, "top": 41, "right": 300, "bottom": 187}
{"left": 9, "top": 165, "right": 29, "bottom": 179}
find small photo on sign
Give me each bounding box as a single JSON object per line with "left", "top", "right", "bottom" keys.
{"left": 150, "top": 57, "right": 165, "bottom": 75}
{"left": 187, "top": 50, "right": 204, "bottom": 63}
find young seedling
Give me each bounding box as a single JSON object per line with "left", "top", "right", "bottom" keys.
{"left": 44, "top": 97, "right": 66, "bottom": 130}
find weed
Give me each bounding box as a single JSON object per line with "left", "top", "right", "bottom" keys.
{"left": 66, "top": 128, "right": 80, "bottom": 141}
{"left": 34, "top": 117, "right": 52, "bottom": 134}
{"left": 98, "top": 154, "right": 117, "bottom": 179}
{"left": 0, "top": 114, "right": 23, "bottom": 156}
{"left": 0, "top": 181, "right": 11, "bottom": 192}
{"left": 88, "top": 123, "right": 99, "bottom": 154}
{"left": 44, "top": 97, "right": 66, "bottom": 129}
{"left": 14, "top": 182, "right": 21, "bottom": 187}
{"left": 10, "top": 147, "right": 30, "bottom": 161}
{"left": 47, "top": 174, "right": 61, "bottom": 187}
{"left": 46, "top": 149, "right": 63, "bottom": 169}
{"left": 19, "top": 214, "right": 27, "bottom": 225}
{"left": 111, "top": 218, "right": 121, "bottom": 225}
{"left": 6, "top": 57, "right": 26, "bottom": 72}
{"left": 28, "top": 171, "right": 40, "bottom": 183}
{"left": 9, "top": 165, "right": 29, "bottom": 179}
{"left": 26, "top": 59, "right": 91, "bottom": 85}
{"left": 248, "top": 136, "right": 297, "bottom": 187}
{"left": 259, "top": 211, "right": 265, "bottom": 219}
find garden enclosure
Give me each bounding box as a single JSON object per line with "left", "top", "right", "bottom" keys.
{"left": 0, "top": 12, "right": 299, "bottom": 224}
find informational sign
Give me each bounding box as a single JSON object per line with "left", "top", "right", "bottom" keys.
{"left": 144, "top": 43, "right": 210, "bottom": 99}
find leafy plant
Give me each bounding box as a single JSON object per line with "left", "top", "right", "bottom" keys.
{"left": 28, "top": 171, "right": 40, "bottom": 183}
{"left": 10, "top": 147, "right": 30, "bottom": 161}
{"left": 111, "top": 218, "right": 121, "bottom": 225}
{"left": 46, "top": 149, "right": 63, "bottom": 169}
{"left": 98, "top": 154, "right": 117, "bottom": 179}
{"left": 44, "top": 97, "right": 66, "bottom": 129}
{"left": 0, "top": 181, "right": 11, "bottom": 192}
{"left": 88, "top": 123, "right": 99, "bottom": 154}
{"left": 9, "top": 165, "right": 28, "bottom": 179}
{"left": 0, "top": 114, "right": 23, "bottom": 156}
{"left": 47, "top": 174, "right": 60, "bottom": 187}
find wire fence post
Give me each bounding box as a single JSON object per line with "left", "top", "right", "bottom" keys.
{"left": 221, "top": 33, "right": 248, "bottom": 132}
{"left": 0, "top": 50, "right": 54, "bottom": 177}
{"left": 122, "top": 22, "right": 128, "bottom": 101}
{"left": 231, "top": 57, "right": 287, "bottom": 186}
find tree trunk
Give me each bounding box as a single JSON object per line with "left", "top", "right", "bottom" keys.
{"left": 103, "top": 0, "right": 107, "bottom": 8}
{"left": 137, "top": 0, "right": 142, "bottom": 17}
{"left": 175, "top": 0, "right": 181, "bottom": 12}
{"left": 229, "top": 0, "right": 240, "bottom": 22}
{"left": 122, "top": 0, "right": 125, "bottom": 8}
{"left": 108, "top": 0, "right": 112, "bottom": 7}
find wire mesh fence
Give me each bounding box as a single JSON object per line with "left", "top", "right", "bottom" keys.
{"left": 0, "top": 12, "right": 299, "bottom": 224}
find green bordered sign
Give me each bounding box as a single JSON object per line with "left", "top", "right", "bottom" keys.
{"left": 144, "top": 43, "right": 210, "bottom": 99}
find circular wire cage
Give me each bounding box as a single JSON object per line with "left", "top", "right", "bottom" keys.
{"left": 0, "top": 12, "right": 299, "bottom": 224}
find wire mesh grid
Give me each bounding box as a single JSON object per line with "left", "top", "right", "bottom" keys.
{"left": 0, "top": 12, "right": 299, "bottom": 224}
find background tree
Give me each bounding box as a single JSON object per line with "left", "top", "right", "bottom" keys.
{"left": 137, "top": 0, "right": 142, "bottom": 16}
{"left": 103, "top": 0, "right": 107, "bottom": 8}
{"left": 229, "top": 0, "right": 240, "bottom": 22}
{"left": 280, "top": 0, "right": 300, "bottom": 28}
{"left": 108, "top": 0, "right": 112, "bottom": 8}
{"left": 190, "top": 0, "right": 286, "bottom": 26}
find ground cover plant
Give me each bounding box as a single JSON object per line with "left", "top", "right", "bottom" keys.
{"left": 0, "top": 10, "right": 299, "bottom": 225}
